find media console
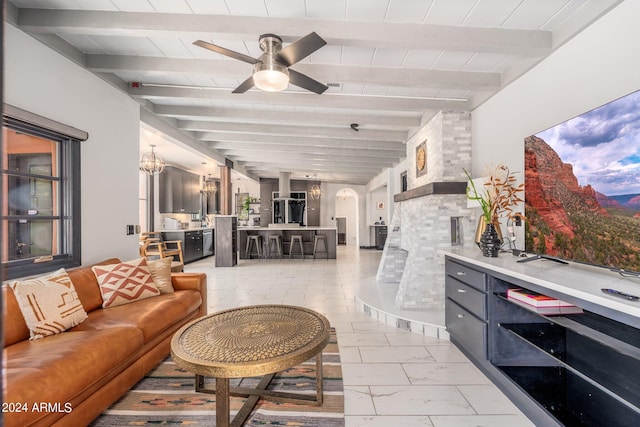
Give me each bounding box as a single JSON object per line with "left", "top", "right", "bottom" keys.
{"left": 444, "top": 249, "right": 640, "bottom": 427}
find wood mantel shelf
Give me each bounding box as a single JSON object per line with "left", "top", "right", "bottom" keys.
{"left": 394, "top": 182, "right": 467, "bottom": 202}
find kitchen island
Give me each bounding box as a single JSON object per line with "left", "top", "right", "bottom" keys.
{"left": 238, "top": 226, "right": 337, "bottom": 259}
{"left": 161, "top": 227, "right": 214, "bottom": 263}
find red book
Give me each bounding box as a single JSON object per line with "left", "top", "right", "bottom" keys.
{"left": 507, "top": 288, "right": 574, "bottom": 308}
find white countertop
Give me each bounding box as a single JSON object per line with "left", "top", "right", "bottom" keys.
{"left": 444, "top": 247, "right": 640, "bottom": 320}
{"left": 161, "top": 227, "right": 214, "bottom": 232}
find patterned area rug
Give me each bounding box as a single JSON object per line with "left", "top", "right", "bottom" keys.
{"left": 90, "top": 329, "right": 343, "bottom": 426}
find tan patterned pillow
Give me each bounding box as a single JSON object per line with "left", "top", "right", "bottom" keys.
{"left": 147, "top": 257, "right": 174, "bottom": 294}
{"left": 92, "top": 258, "right": 160, "bottom": 308}
{"left": 9, "top": 268, "right": 88, "bottom": 340}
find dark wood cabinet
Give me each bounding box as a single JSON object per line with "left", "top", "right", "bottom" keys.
{"left": 159, "top": 166, "right": 200, "bottom": 214}
{"left": 183, "top": 230, "right": 203, "bottom": 262}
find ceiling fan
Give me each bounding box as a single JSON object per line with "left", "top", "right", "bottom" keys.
{"left": 194, "top": 32, "right": 328, "bottom": 94}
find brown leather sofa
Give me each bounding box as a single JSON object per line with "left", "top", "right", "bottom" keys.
{"left": 2, "top": 258, "right": 207, "bottom": 427}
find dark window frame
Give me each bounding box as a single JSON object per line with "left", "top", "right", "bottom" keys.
{"left": 2, "top": 116, "right": 82, "bottom": 280}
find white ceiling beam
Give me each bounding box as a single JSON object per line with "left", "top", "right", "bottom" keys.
{"left": 153, "top": 105, "right": 420, "bottom": 129}
{"left": 220, "top": 147, "right": 402, "bottom": 161}
{"left": 202, "top": 137, "right": 405, "bottom": 152}
{"left": 178, "top": 120, "right": 406, "bottom": 141}
{"left": 86, "top": 55, "right": 500, "bottom": 90}
{"left": 16, "top": 9, "right": 551, "bottom": 55}
{"left": 239, "top": 159, "right": 385, "bottom": 171}
{"left": 129, "top": 86, "right": 469, "bottom": 112}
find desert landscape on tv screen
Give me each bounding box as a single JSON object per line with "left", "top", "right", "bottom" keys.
{"left": 524, "top": 90, "right": 640, "bottom": 272}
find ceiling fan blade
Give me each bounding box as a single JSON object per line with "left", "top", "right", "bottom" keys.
{"left": 275, "top": 32, "right": 327, "bottom": 67}
{"left": 232, "top": 76, "right": 255, "bottom": 93}
{"left": 193, "top": 40, "right": 260, "bottom": 65}
{"left": 288, "top": 69, "right": 328, "bottom": 95}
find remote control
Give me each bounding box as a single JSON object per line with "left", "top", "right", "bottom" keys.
{"left": 601, "top": 288, "right": 640, "bottom": 301}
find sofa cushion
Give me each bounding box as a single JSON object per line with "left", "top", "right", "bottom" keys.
{"left": 8, "top": 269, "right": 88, "bottom": 340}
{"left": 92, "top": 258, "right": 160, "bottom": 308}
{"left": 68, "top": 258, "right": 122, "bottom": 313}
{"left": 71, "top": 290, "right": 202, "bottom": 343}
{"left": 147, "top": 257, "right": 174, "bottom": 294}
{"left": 2, "top": 326, "right": 143, "bottom": 427}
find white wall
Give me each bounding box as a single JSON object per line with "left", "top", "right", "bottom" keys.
{"left": 5, "top": 25, "right": 142, "bottom": 264}
{"left": 471, "top": 1, "right": 640, "bottom": 244}
{"left": 472, "top": 1, "right": 640, "bottom": 176}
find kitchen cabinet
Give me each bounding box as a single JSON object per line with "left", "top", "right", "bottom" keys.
{"left": 159, "top": 166, "right": 201, "bottom": 214}
{"left": 183, "top": 230, "right": 203, "bottom": 262}
{"left": 161, "top": 229, "right": 212, "bottom": 264}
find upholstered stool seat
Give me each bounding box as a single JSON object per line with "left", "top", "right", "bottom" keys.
{"left": 245, "top": 235, "right": 263, "bottom": 259}
{"left": 313, "top": 234, "right": 328, "bottom": 260}
{"left": 289, "top": 235, "right": 304, "bottom": 259}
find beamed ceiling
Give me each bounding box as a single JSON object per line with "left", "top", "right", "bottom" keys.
{"left": 6, "top": 0, "right": 622, "bottom": 184}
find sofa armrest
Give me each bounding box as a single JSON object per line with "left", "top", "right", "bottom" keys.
{"left": 171, "top": 272, "right": 207, "bottom": 317}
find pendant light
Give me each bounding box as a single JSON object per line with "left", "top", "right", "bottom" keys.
{"left": 203, "top": 174, "right": 217, "bottom": 194}
{"left": 310, "top": 184, "right": 321, "bottom": 200}
{"left": 139, "top": 145, "right": 165, "bottom": 175}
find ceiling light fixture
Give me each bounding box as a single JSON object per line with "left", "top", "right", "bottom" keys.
{"left": 203, "top": 174, "right": 217, "bottom": 194}
{"left": 139, "top": 144, "right": 165, "bottom": 175}
{"left": 252, "top": 35, "right": 290, "bottom": 92}
{"left": 310, "top": 184, "right": 321, "bottom": 200}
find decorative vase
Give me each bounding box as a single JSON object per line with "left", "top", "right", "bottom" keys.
{"left": 479, "top": 222, "right": 501, "bottom": 257}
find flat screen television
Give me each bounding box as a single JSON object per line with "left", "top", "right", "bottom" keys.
{"left": 524, "top": 89, "right": 640, "bottom": 273}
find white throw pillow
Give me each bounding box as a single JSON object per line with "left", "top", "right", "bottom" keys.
{"left": 9, "top": 268, "right": 88, "bottom": 340}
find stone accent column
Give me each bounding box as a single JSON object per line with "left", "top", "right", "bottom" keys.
{"left": 376, "top": 202, "right": 407, "bottom": 283}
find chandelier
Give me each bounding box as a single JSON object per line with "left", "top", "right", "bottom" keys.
{"left": 203, "top": 174, "right": 217, "bottom": 194}
{"left": 139, "top": 145, "right": 165, "bottom": 175}
{"left": 309, "top": 184, "right": 321, "bottom": 200}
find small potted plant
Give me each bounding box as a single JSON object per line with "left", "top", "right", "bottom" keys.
{"left": 465, "top": 165, "right": 524, "bottom": 256}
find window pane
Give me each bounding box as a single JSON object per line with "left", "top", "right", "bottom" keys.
{"left": 5, "top": 174, "right": 58, "bottom": 216}
{"left": 4, "top": 219, "right": 59, "bottom": 261}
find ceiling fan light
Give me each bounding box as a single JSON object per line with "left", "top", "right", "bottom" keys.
{"left": 253, "top": 62, "right": 289, "bottom": 92}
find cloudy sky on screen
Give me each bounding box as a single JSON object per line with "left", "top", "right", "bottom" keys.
{"left": 537, "top": 90, "right": 640, "bottom": 196}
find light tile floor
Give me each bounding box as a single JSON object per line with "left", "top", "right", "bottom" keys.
{"left": 185, "top": 246, "right": 534, "bottom": 427}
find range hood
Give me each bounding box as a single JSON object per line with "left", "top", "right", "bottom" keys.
{"left": 277, "top": 171, "right": 291, "bottom": 199}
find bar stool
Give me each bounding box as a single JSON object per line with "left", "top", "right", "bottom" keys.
{"left": 245, "top": 235, "right": 262, "bottom": 259}
{"left": 313, "top": 234, "right": 328, "bottom": 260}
{"left": 266, "top": 235, "right": 283, "bottom": 260}
{"left": 289, "top": 235, "right": 304, "bottom": 259}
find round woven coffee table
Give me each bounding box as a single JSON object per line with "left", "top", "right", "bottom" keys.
{"left": 171, "top": 305, "right": 331, "bottom": 427}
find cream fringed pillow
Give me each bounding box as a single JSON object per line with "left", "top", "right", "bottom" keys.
{"left": 9, "top": 268, "right": 88, "bottom": 340}
{"left": 92, "top": 258, "right": 160, "bottom": 308}
{"left": 146, "top": 257, "right": 174, "bottom": 294}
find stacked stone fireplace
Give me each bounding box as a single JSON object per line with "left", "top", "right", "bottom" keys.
{"left": 376, "top": 111, "right": 477, "bottom": 310}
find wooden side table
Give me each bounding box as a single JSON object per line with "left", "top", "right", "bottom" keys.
{"left": 171, "top": 305, "right": 331, "bottom": 427}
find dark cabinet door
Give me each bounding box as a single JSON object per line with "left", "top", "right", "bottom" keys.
{"left": 159, "top": 166, "right": 200, "bottom": 214}
{"left": 184, "top": 230, "right": 203, "bottom": 262}
{"left": 182, "top": 172, "right": 201, "bottom": 214}
{"left": 159, "top": 167, "right": 183, "bottom": 213}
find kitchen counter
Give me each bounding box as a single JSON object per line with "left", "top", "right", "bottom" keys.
{"left": 162, "top": 226, "right": 214, "bottom": 232}
{"left": 238, "top": 226, "right": 337, "bottom": 259}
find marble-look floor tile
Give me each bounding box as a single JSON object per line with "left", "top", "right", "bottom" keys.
{"left": 457, "top": 384, "right": 522, "bottom": 414}
{"left": 342, "top": 363, "right": 410, "bottom": 386}
{"left": 345, "top": 415, "right": 434, "bottom": 426}
{"left": 343, "top": 386, "right": 376, "bottom": 415}
{"left": 370, "top": 385, "right": 475, "bottom": 415}
{"left": 426, "top": 344, "right": 469, "bottom": 363}
{"left": 430, "top": 414, "right": 536, "bottom": 427}
{"left": 359, "top": 346, "right": 433, "bottom": 363}
{"left": 403, "top": 363, "right": 492, "bottom": 385}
